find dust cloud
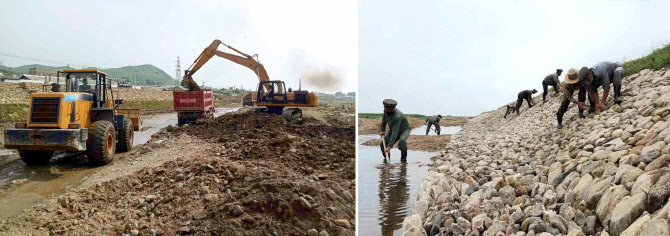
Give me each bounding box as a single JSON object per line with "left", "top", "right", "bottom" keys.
{"left": 299, "top": 70, "right": 342, "bottom": 91}
{"left": 290, "top": 49, "right": 343, "bottom": 92}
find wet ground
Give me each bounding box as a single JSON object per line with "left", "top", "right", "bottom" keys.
{"left": 410, "top": 125, "right": 462, "bottom": 136}
{"left": 358, "top": 127, "right": 460, "bottom": 236}
{"left": 0, "top": 107, "right": 239, "bottom": 219}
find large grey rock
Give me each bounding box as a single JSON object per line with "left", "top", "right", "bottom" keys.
{"left": 640, "top": 141, "right": 666, "bottom": 163}
{"left": 647, "top": 172, "right": 670, "bottom": 212}
{"left": 582, "top": 176, "right": 613, "bottom": 208}
{"left": 637, "top": 217, "right": 670, "bottom": 236}
{"left": 402, "top": 214, "right": 428, "bottom": 236}
{"left": 610, "top": 192, "right": 648, "bottom": 236}
{"left": 499, "top": 185, "right": 516, "bottom": 206}
{"left": 619, "top": 214, "right": 650, "bottom": 236}
{"left": 596, "top": 185, "right": 630, "bottom": 226}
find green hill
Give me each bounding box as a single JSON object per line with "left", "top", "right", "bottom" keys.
{"left": 2, "top": 64, "right": 178, "bottom": 85}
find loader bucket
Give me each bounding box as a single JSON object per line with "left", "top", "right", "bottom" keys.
{"left": 116, "top": 109, "right": 142, "bottom": 131}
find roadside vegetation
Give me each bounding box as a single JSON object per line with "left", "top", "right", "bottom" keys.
{"left": 623, "top": 43, "right": 670, "bottom": 76}
{"left": 0, "top": 104, "right": 29, "bottom": 122}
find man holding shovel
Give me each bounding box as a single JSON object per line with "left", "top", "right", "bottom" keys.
{"left": 380, "top": 99, "right": 411, "bottom": 163}
{"left": 425, "top": 114, "right": 442, "bottom": 135}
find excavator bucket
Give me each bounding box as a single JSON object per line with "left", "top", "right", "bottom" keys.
{"left": 282, "top": 108, "right": 303, "bottom": 124}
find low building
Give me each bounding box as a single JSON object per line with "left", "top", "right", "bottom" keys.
{"left": 29, "top": 67, "right": 59, "bottom": 76}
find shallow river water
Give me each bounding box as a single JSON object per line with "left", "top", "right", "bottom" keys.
{"left": 358, "top": 126, "right": 461, "bottom": 236}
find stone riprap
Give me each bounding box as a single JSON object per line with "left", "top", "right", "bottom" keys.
{"left": 401, "top": 68, "right": 670, "bottom": 236}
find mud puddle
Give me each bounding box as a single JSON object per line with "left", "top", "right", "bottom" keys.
{"left": 410, "top": 125, "right": 461, "bottom": 136}
{"left": 358, "top": 127, "right": 459, "bottom": 236}
{"left": 0, "top": 107, "right": 239, "bottom": 220}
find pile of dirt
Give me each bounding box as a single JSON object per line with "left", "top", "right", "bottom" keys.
{"left": 0, "top": 113, "right": 355, "bottom": 236}
{"left": 358, "top": 116, "right": 425, "bottom": 135}
{"left": 362, "top": 135, "right": 451, "bottom": 151}
{"left": 302, "top": 108, "right": 355, "bottom": 129}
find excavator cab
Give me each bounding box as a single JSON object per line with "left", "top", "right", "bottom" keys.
{"left": 256, "top": 80, "right": 288, "bottom": 104}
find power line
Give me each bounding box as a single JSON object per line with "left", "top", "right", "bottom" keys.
{"left": 0, "top": 51, "right": 87, "bottom": 68}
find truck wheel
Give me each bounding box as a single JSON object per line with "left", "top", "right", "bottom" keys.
{"left": 116, "top": 118, "right": 133, "bottom": 152}
{"left": 19, "top": 150, "right": 53, "bottom": 165}
{"left": 87, "top": 120, "right": 116, "bottom": 166}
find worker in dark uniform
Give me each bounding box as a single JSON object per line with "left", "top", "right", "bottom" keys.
{"left": 380, "top": 99, "right": 411, "bottom": 163}
{"left": 515, "top": 89, "right": 537, "bottom": 114}
{"left": 556, "top": 68, "right": 595, "bottom": 129}
{"left": 504, "top": 102, "right": 516, "bottom": 118}
{"left": 542, "top": 69, "right": 563, "bottom": 102}
{"left": 583, "top": 61, "right": 625, "bottom": 112}
{"left": 425, "top": 115, "right": 442, "bottom": 135}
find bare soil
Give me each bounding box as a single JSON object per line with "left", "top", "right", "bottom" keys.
{"left": 358, "top": 117, "right": 425, "bottom": 135}
{"left": 0, "top": 112, "right": 355, "bottom": 236}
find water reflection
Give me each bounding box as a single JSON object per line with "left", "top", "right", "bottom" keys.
{"left": 378, "top": 163, "right": 409, "bottom": 236}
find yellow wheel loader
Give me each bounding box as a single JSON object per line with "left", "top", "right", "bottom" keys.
{"left": 3, "top": 70, "right": 141, "bottom": 166}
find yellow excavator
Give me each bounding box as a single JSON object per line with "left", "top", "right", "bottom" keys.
{"left": 182, "top": 40, "right": 318, "bottom": 122}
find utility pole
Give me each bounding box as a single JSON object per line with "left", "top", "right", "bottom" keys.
{"left": 175, "top": 56, "right": 181, "bottom": 80}
{"left": 134, "top": 70, "right": 138, "bottom": 86}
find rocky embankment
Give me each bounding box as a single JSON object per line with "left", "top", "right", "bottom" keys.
{"left": 402, "top": 68, "right": 670, "bottom": 236}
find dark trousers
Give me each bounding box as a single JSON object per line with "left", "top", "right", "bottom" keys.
{"left": 557, "top": 87, "right": 591, "bottom": 125}
{"left": 504, "top": 105, "right": 515, "bottom": 118}
{"left": 380, "top": 129, "right": 410, "bottom": 160}
{"left": 542, "top": 80, "right": 559, "bottom": 102}
{"left": 516, "top": 98, "right": 532, "bottom": 114}
{"left": 426, "top": 122, "right": 440, "bottom": 135}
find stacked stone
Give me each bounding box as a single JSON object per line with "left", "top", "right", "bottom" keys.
{"left": 402, "top": 68, "right": 670, "bottom": 236}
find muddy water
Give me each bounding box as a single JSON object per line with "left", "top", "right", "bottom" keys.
{"left": 0, "top": 107, "right": 239, "bottom": 219}
{"left": 358, "top": 127, "right": 460, "bottom": 236}
{"left": 410, "top": 125, "right": 462, "bottom": 136}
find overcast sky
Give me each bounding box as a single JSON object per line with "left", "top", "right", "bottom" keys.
{"left": 0, "top": 0, "right": 357, "bottom": 93}
{"left": 359, "top": 0, "right": 670, "bottom": 116}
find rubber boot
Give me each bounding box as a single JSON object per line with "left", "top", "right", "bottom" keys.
{"left": 579, "top": 110, "right": 586, "bottom": 119}
{"left": 557, "top": 112, "right": 564, "bottom": 129}
{"left": 614, "top": 85, "right": 623, "bottom": 104}
{"left": 400, "top": 150, "right": 407, "bottom": 163}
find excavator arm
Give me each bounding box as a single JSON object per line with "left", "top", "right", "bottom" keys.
{"left": 183, "top": 40, "right": 270, "bottom": 92}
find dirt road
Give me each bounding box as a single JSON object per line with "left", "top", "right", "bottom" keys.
{"left": 0, "top": 108, "right": 239, "bottom": 219}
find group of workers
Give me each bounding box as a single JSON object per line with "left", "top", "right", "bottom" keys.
{"left": 378, "top": 61, "right": 625, "bottom": 162}
{"left": 507, "top": 61, "right": 625, "bottom": 129}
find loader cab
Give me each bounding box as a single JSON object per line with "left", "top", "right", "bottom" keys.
{"left": 61, "top": 70, "right": 114, "bottom": 109}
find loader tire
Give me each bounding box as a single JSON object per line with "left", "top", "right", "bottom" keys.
{"left": 19, "top": 150, "right": 53, "bottom": 165}
{"left": 116, "top": 118, "right": 133, "bottom": 152}
{"left": 87, "top": 120, "right": 116, "bottom": 166}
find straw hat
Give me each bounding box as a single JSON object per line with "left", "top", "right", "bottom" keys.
{"left": 565, "top": 68, "right": 579, "bottom": 84}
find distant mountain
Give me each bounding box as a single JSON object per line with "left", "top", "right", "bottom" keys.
{"left": 2, "top": 64, "right": 179, "bottom": 85}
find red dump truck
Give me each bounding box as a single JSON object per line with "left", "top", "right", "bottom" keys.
{"left": 173, "top": 89, "right": 215, "bottom": 126}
